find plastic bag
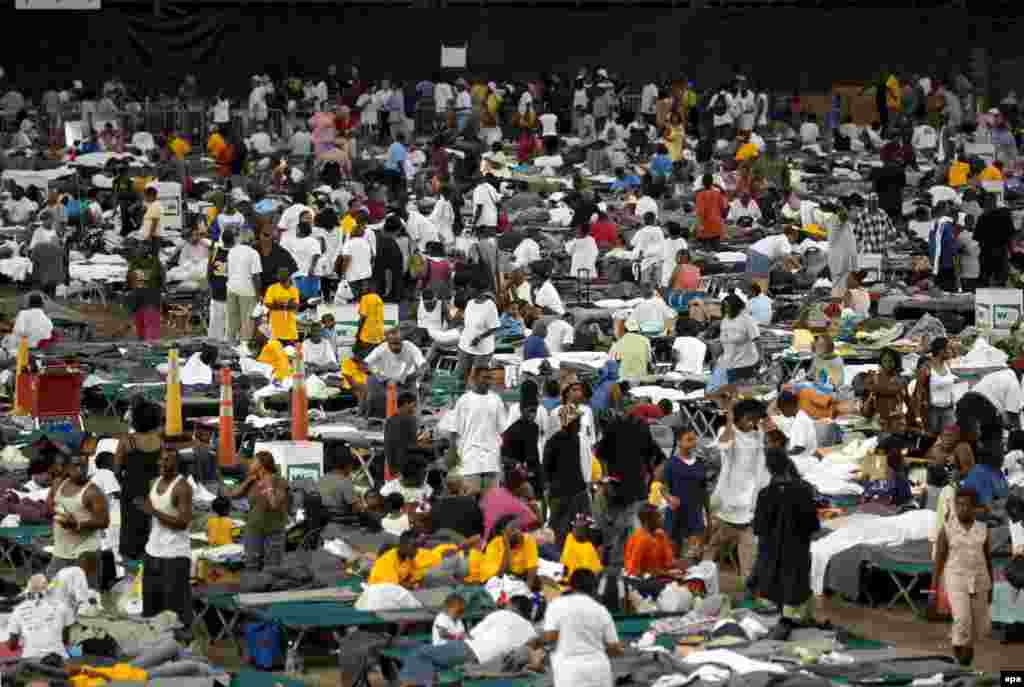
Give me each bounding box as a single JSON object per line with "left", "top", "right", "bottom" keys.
{"left": 334, "top": 280, "right": 354, "bottom": 304}
{"left": 656, "top": 582, "right": 693, "bottom": 614}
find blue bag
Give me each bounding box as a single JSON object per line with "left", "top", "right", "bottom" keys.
{"left": 245, "top": 621, "right": 284, "bottom": 670}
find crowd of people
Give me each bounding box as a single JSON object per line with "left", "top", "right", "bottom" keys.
{"left": 2, "top": 60, "right": 1023, "bottom": 682}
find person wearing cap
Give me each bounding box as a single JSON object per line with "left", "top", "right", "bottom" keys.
{"left": 46, "top": 452, "right": 109, "bottom": 587}
{"left": 609, "top": 316, "right": 652, "bottom": 383}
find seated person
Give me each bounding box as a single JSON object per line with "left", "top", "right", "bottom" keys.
{"left": 384, "top": 392, "right": 425, "bottom": 477}
{"left": 610, "top": 166, "right": 642, "bottom": 192}
{"left": 381, "top": 493, "right": 411, "bottom": 536}
{"left": 381, "top": 458, "right": 434, "bottom": 505}
{"left": 862, "top": 449, "right": 914, "bottom": 506}
{"left": 498, "top": 301, "right": 525, "bottom": 339}
{"left": 844, "top": 272, "right": 871, "bottom": 316}
{"left": 319, "top": 444, "right": 358, "bottom": 512}
{"left": 522, "top": 318, "right": 551, "bottom": 360}
{"left": 428, "top": 476, "right": 485, "bottom": 539}
{"left": 397, "top": 597, "right": 540, "bottom": 686}
{"left": 7, "top": 574, "right": 74, "bottom": 662}
{"left": 772, "top": 389, "right": 818, "bottom": 459}
{"left": 369, "top": 531, "right": 421, "bottom": 588}
{"left": 961, "top": 457, "right": 1009, "bottom": 509}
{"left": 207, "top": 495, "right": 235, "bottom": 546}
{"left": 624, "top": 504, "right": 677, "bottom": 577}
{"left": 303, "top": 322, "right": 339, "bottom": 372}
{"left": 468, "top": 514, "right": 539, "bottom": 587}
{"left": 253, "top": 331, "right": 291, "bottom": 382}
{"left": 560, "top": 513, "right": 603, "bottom": 579}
{"left": 341, "top": 349, "right": 369, "bottom": 405}
{"left": 432, "top": 593, "right": 467, "bottom": 645}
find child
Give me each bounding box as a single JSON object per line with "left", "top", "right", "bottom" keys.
{"left": 648, "top": 464, "right": 671, "bottom": 532}
{"left": 663, "top": 424, "right": 709, "bottom": 561}
{"left": 381, "top": 493, "right": 411, "bottom": 536}
{"left": 560, "top": 513, "right": 603, "bottom": 579}
{"left": 432, "top": 593, "right": 467, "bottom": 645}
{"left": 207, "top": 495, "right": 235, "bottom": 546}
{"left": 303, "top": 322, "right": 339, "bottom": 373}
{"left": 321, "top": 313, "right": 338, "bottom": 348}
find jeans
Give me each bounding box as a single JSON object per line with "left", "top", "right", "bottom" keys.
{"left": 603, "top": 500, "right": 645, "bottom": 568}
{"left": 398, "top": 640, "right": 474, "bottom": 685}
{"left": 746, "top": 250, "right": 773, "bottom": 274}
{"left": 243, "top": 531, "right": 286, "bottom": 571}
{"left": 142, "top": 554, "right": 193, "bottom": 626}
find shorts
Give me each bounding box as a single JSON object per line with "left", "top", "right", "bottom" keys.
{"left": 456, "top": 349, "right": 492, "bottom": 376}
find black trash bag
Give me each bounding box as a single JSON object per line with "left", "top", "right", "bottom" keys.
{"left": 1006, "top": 485, "right": 1024, "bottom": 525}
{"left": 1007, "top": 557, "right": 1024, "bottom": 591}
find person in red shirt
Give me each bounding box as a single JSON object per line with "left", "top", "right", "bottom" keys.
{"left": 628, "top": 398, "right": 671, "bottom": 421}
{"left": 589, "top": 210, "right": 619, "bottom": 248}
{"left": 695, "top": 174, "right": 728, "bottom": 246}
{"left": 624, "top": 504, "right": 677, "bottom": 576}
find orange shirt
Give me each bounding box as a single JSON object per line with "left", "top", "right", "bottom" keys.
{"left": 624, "top": 527, "right": 674, "bottom": 576}
{"left": 696, "top": 188, "right": 727, "bottom": 240}
{"left": 671, "top": 264, "right": 701, "bottom": 291}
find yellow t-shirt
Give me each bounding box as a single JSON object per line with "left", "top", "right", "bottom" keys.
{"left": 341, "top": 215, "right": 357, "bottom": 237}
{"left": 792, "top": 329, "right": 815, "bottom": 352}
{"left": 265, "top": 283, "right": 299, "bottom": 342}
{"left": 736, "top": 143, "right": 759, "bottom": 162}
{"left": 358, "top": 293, "right": 385, "bottom": 344}
{"left": 414, "top": 544, "right": 459, "bottom": 579}
{"left": 169, "top": 136, "right": 191, "bottom": 161}
{"left": 471, "top": 534, "right": 539, "bottom": 582}
{"left": 207, "top": 133, "right": 225, "bottom": 158}
{"left": 560, "top": 532, "right": 603, "bottom": 578}
{"left": 978, "top": 165, "right": 1004, "bottom": 182}
{"left": 591, "top": 455, "right": 604, "bottom": 482}
{"left": 207, "top": 516, "right": 234, "bottom": 546}
{"left": 257, "top": 339, "right": 291, "bottom": 382}
{"left": 70, "top": 665, "right": 148, "bottom": 687}
{"left": 341, "top": 358, "right": 367, "bottom": 389}
{"left": 369, "top": 548, "right": 418, "bottom": 587}
{"left": 948, "top": 161, "right": 970, "bottom": 187}
{"left": 471, "top": 84, "right": 489, "bottom": 108}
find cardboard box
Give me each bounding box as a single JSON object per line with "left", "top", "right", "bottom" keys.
{"left": 975, "top": 288, "right": 1023, "bottom": 334}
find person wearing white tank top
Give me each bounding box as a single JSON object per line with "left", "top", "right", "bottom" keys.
{"left": 46, "top": 455, "right": 109, "bottom": 586}
{"left": 141, "top": 448, "right": 194, "bottom": 626}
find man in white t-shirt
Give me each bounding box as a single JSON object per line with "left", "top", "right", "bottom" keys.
{"left": 472, "top": 176, "right": 501, "bottom": 231}
{"left": 398, "top": 597, "right": 538, "bottom": 686}
{"left": 631, "top": 213, "right": 665, "bottom": 284}
{"left": 282, "top": 210, "right": 322, "bottom": 275}
{"left": 772, "top": 390, "right": 818, "bottom": 460}
{"left": 289, "top": 122, "right": 313, "bottom": 157}
{"left": 449, "top": 365, "right": 508, "bottom": 493}
{"left": 339, "top": 222, "right": 374, "bottom": 290}
{"left": 512, "top": 233, "right": 542, "bottom": 271}
{"left": 800, "top": 115, "right": 820, "bottom": 146}
{"left": 545, "top": 316, "right": 575, "bottom": 354}
{"left": 534, "top": 569, "right": 623, "bottom": 687}
{"left": 973, "top": 367, "right": 1024, "bottom": 428}
{"left": 224, "top": 231, "right": 262, "bottom": 342}
{"left": 248, "top": 125, "right": 274, "bottom": 156}
{"left": 632, "top": 285, "right": 676, "bottom": 335}
{"left": 457, "top": 290, "right": 500, "bottom": 382}
{"left": 709, "top": 88, "right": 735, "bottom": 139}
{"left": 248, "top": 77, "right": 268, "bottom": 122}
{"left": 534, "top": 269, "right": 565, "bottom": 316}
{"left": 7, "top": 574, "right": 75, "bottom": 660}
{"left": 640, "top": 81, "right": 659, "bottom": 123}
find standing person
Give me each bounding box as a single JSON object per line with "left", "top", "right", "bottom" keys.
{"left": 227, "top": 452, "right": 289, "bottom": 571}
{"left": 141, "top": 448, "right": 193, "bottom": 626}
{"left": 663, "top": 423, "right": 709, "bottom": 561}
{"left": 695, "top": 174, "right": 727, "bottom": 247}
{"left": 456, "top": 288, "right": 500, "bottom": 385}
{"left": 125, "top": 253, "right": 163, "bottom": 342}
{"left": 207, "top": 229, "right": 230, "bottom": 341}
{"left": 928, "top": 205, "right": 959, "bottom": 292}
{"left": 597, "top": 413, "right": 662, "bottom": 567}
{"left": 534, "top": 569, "right": 623, "bottom": 687}
{"left": 47, "top": 455, "right": 108, "bottom": 586}
{"left": 383, "top": 132, "right": 409, "bottom": 202}
{"left": 862, "top": 347, "right": 911, "bottom": 432}
{"left": 826, "top": 212, "right": 858, "bottom": 294}
{"left": 934, "top": 487, "right": 993, "bottom": 667}
{"left": 974, "top": 191, "right": 1014, "bottom": 287}
{"left": 749, "top": 447, "right": 820, "bottom": 622}
{"left": 564, "top": 223, "right": 598, "bottom": 281}
{"left": 141, "top": 183, "right": 162, "bottom": 256}
{"left": 544, "top": 404, "right": 589, "bottom": 547}
{"left": 338, "top": 220, "right": 375, "bottom": 295}
{"left": 912, "top": 337, "right": 958, "bottom": 435}
{"left": 264, "top": 267, "right": 299, "bottom": 344}
{"left": 255, "top": 221, "right": 298, "bottom": 294}
{"left": 705, "top": 397, "right": 769, "bottom": 582}
{"left": 225, "top": 229, "right": 262, "bottom": 343}
{"left": 472, "top": 174, "right": 501, "bottom": 235}
{"left": 354, "top": 281, "right": 385, "bottom": 357}
{"left": 718, "top": 293, "right": 761, "bottom": 384}
{"left": 450, "top": 366, "right": 508, "bottom": 495}
{"left": 114, "top": 401, "right": 163, "bottom": 562}
{"left": 851, "top": 193, "right": 894, "bottom": 255}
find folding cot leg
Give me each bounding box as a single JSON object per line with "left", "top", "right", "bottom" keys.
{"left": 886, "top": 571, "right": 923, "bottom": 615}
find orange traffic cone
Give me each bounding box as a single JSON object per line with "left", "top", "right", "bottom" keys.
{"left": 291, "top": 343, "right": 308, "bottom": 441}
{"left": 383, "top": 381, "right": 399, "bottom": 481}
{"left": 13, "top": 336, "right": 30, "bottom": 416}
{"left": 218, "top": 367, "right": 236, "bottom": 467}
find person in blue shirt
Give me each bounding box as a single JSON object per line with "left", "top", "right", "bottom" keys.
{"left": 928, "top": 203, "right": 959, "bottom": 293}
{"left": 609, "top": 166, "right": 641, "bottom": 193}
{"left": 541, "top": 379, "right": 561, "bottom": 411}
{"left": 523, "top": 318, "right": 550, "bottom": 360}
{"left": 960, "top": 460, "right": 1008, "bottom": 509}
{"left": 747, "top": 283, "right": 773, "bottom": 326}
{"left": 649, "top": 144, "right": 674, "bottom": 182}
{"left": 384, "top": 132, "right": 409, "bottom": 202}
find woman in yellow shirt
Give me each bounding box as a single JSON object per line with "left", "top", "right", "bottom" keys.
{"left": 978, "top": 160, "right": 1005, "bottom": 183}
{"left": 468, "top": 515, "right": 539, "bottom": 587}
{"left": 560, "top": 514, "right": 603, "bottom": 579}
{"left": 264, "top": 267, "right": 299, "bottom": 343}
{"left": 665, "top": 111, "right": 686, "bottom": 163}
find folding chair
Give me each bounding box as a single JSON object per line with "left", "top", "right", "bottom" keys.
{"left": 867, "top": 562, "right": 929, "bottom": 616}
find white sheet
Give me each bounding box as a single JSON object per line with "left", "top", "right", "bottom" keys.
{"left": 810, "top": 510, "right": 937, "bottom": 595}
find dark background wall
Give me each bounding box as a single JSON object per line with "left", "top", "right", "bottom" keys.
{"left": 0, "top": 5, "right": 1019, "bottom": 97}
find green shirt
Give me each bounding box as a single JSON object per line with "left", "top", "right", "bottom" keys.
{"left": 610, "top": 332, "right": 652, "bottom": 382}
{"left": 245, "top": 475, "right": 289, "bottom": 536}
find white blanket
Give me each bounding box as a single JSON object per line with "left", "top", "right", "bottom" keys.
{"left": 810, "top": 510, "right": 937, "bottom": 595}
